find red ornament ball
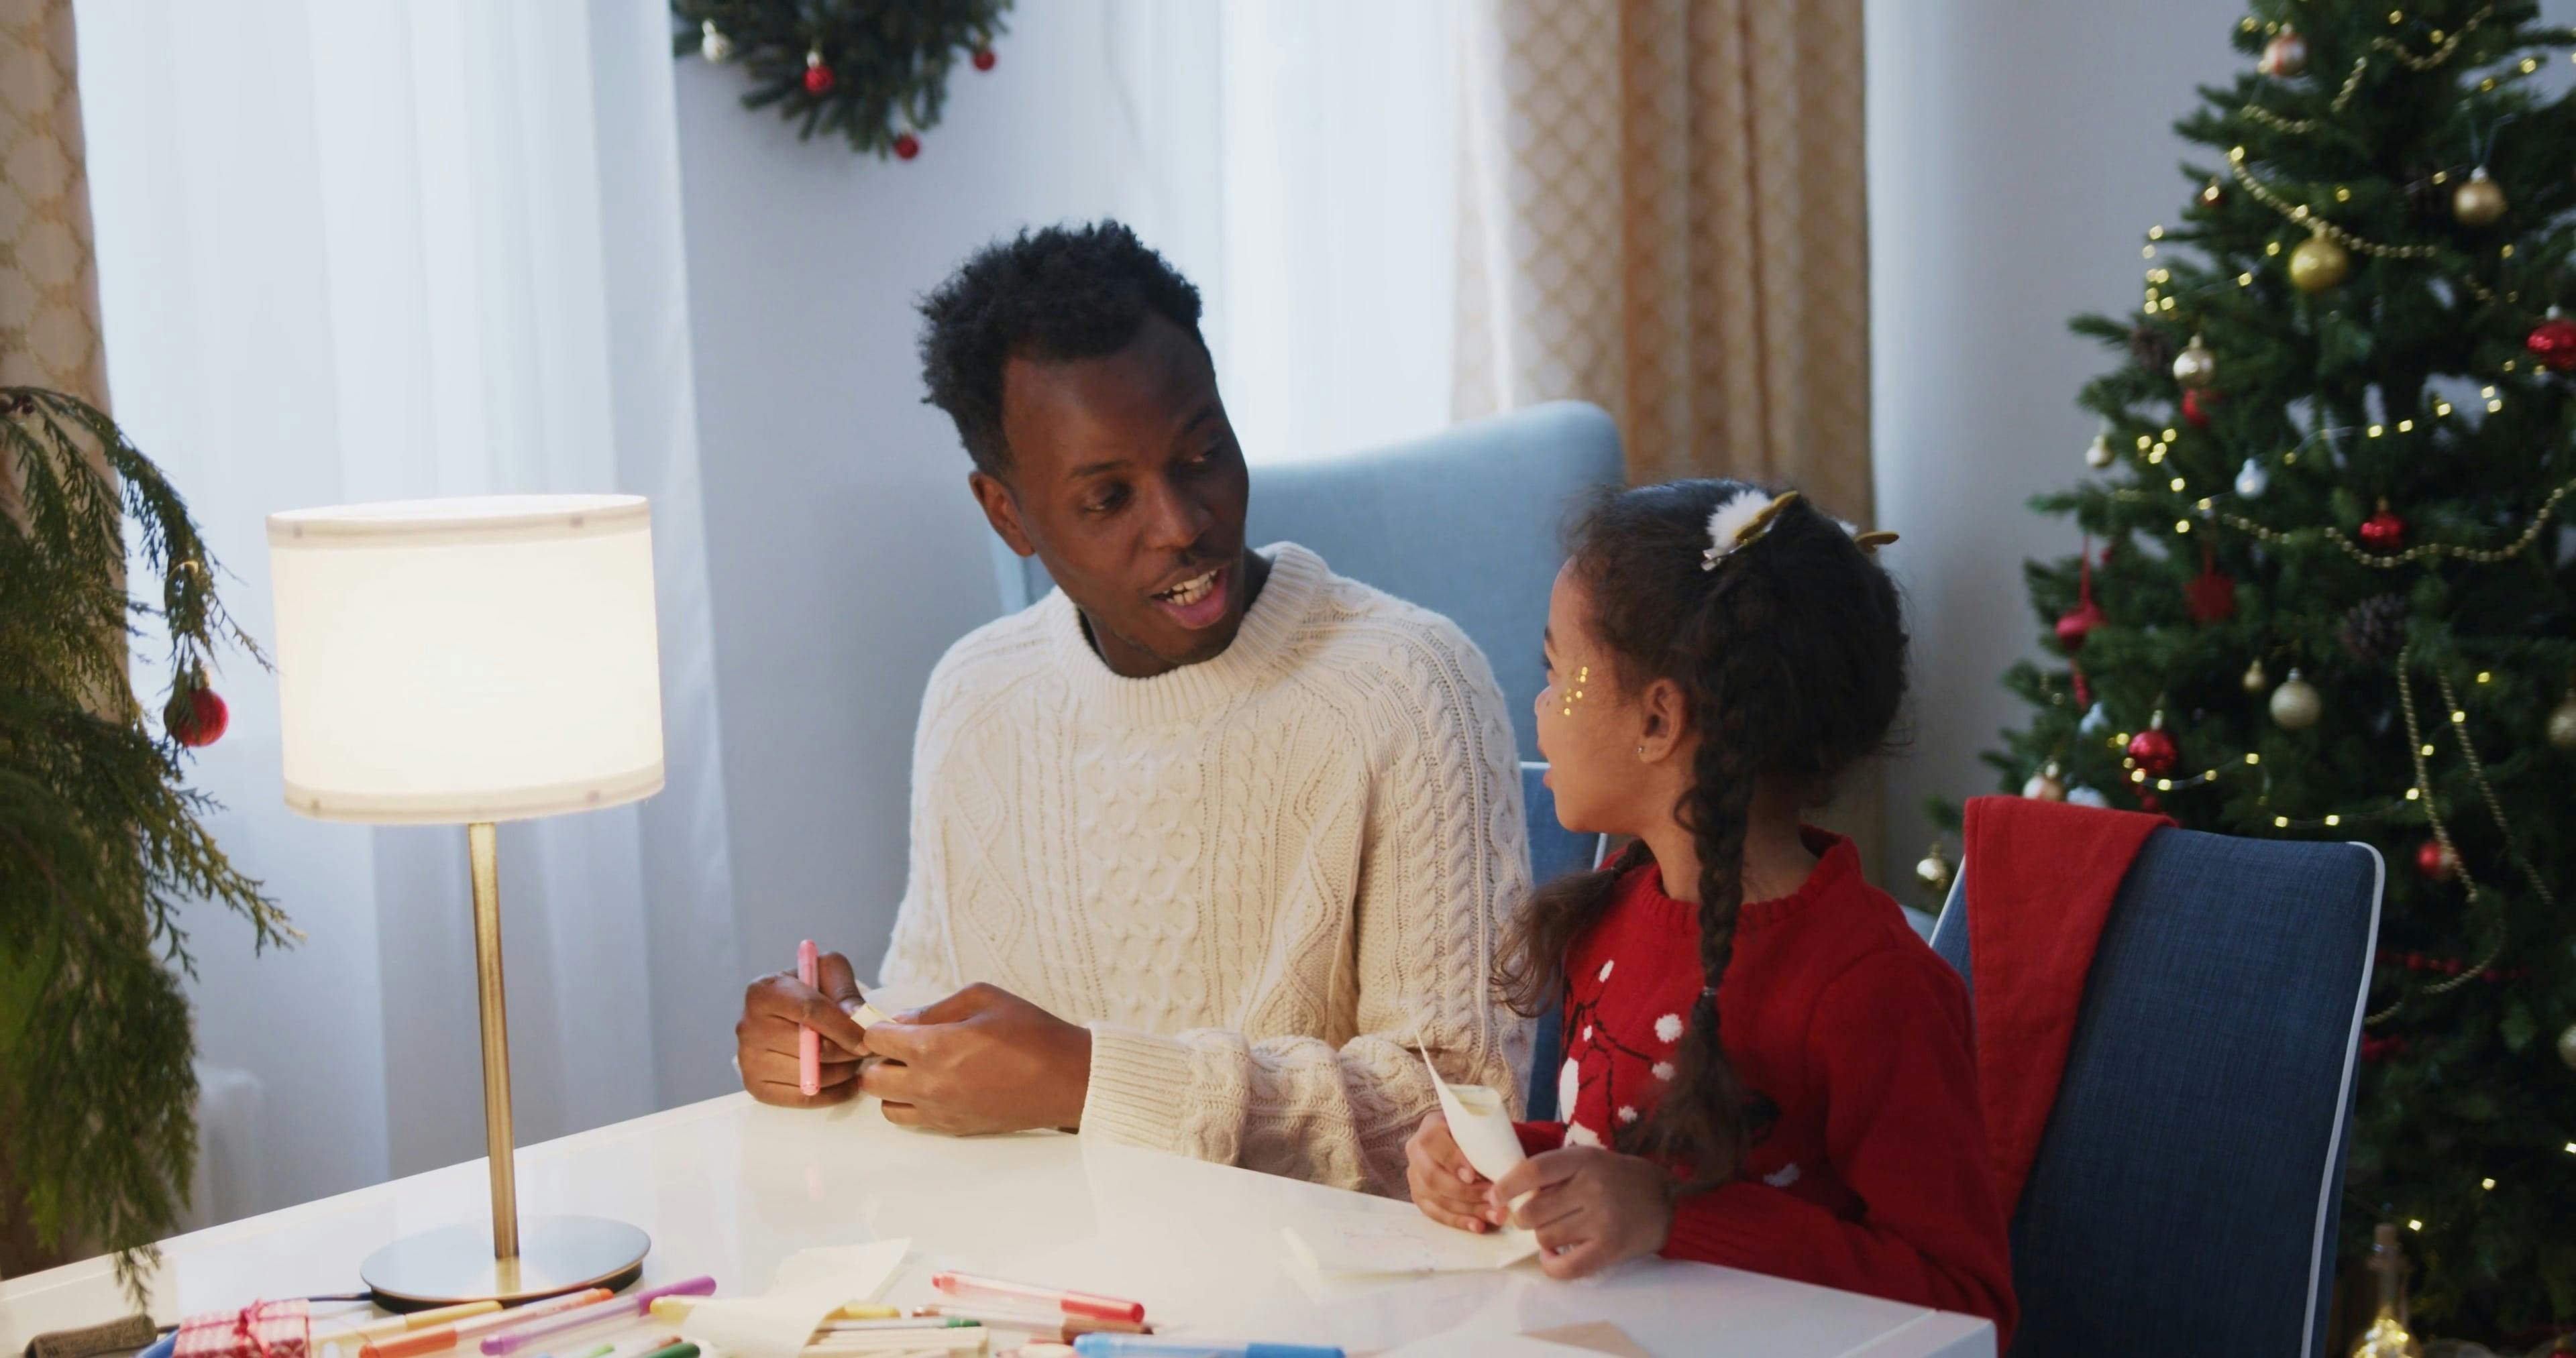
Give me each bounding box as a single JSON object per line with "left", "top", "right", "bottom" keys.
{"left": 2416, "top": 840, "right": 2460, "bottom": 882}
{"left": 971, "top": 48, "right": 997, "bottom": 71}
{"left": 167, "top": 687, "right": 229, "bottom": 748}
{"left": 2528, "top": 317, "right": 2576, "bottom": 372}
{"left": 894, "top": 133, "right": 921, "bottom": 160}
{"left": 2185, "top": 566, "right": 2237, "bottom": 624}
{"left": 2055, "top": 599, "right": 2106, "bottom": 651}
{"left": 2182, "top": 386, "right": 2217, "bottom": 430}
{"left": 2127, "top": 726, "right": 2180, "bottom": 777}
{"left": 2357, "top": 507, "right": 2407, "bottom": 553}
{"left": 803, "top": 63, "right": 835, "bottom": 95}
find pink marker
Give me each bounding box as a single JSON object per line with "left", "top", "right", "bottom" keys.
{"left": 929, "top": 1272, "right": 1144, "bottom": 1324}
{"left": 797, "top": 938, "right": 821, "bottom": 1096}
{"left": 479, "top": 1278, "right": 716, "bottom": 1356}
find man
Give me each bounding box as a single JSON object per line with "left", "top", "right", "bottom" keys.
{"left": 733, "top": 221, "right": 1528, "bottom": 1196}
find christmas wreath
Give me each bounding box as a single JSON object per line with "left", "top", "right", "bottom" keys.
{"left": 672, "top": 1, "right": 1011, "bottom": 160}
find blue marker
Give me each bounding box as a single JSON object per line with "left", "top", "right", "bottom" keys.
{"left": 1070, "top": 1337, "right": 1344, "bottom": 1358}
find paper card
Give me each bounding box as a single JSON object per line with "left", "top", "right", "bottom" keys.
{"left": 1521, "top": 1322, "right": 1650, "bottom": 1357}
{"left": 1422, "top": 1054, "right": 1527, "bottom": 1185}
{"left": 1282, "top": 1213, "right": 1538, "bottom": 1278}
{"left": 680, "top": 1239, "right": 910, "bottom": 1358}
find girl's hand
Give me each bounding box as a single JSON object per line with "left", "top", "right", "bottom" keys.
{"left": 1406, "top": 1112, "right": 1502, "bottom": 1233}
{"left": 1489, "top": 1145, "right": 1675, "bottom": 1278}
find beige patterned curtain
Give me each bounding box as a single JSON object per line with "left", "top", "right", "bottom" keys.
{"left": 1455, "top": 0, "right": 1871, "bottom": 517}
{"left": 0, "top": 0, "right": 105, "bottom": 404}
{"left": 0, "top": 0, "right": 108, "bottom": 1278}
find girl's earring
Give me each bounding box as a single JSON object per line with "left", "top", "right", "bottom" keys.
{"left": 1635, "top": 744, "right": 1646, "bottom": 757}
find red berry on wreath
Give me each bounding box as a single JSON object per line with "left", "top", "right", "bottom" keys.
{"left": 2529, "top": 313, "right": 2576, "bottom": 372}
{"left": 166, "top": 686, "right": 229, "bottom": 748}
{"left": 804, "top": 48, "right": 835, "bottom": 95}
{"left": 972, "top": 48, "right": 997, "bottom": 71}
{"left": 2415, "top": 839, "right": 2459, "bottom": 882}
{"left": 894, "top": 133, "right": 921, "bottom": 160}
{"left": 2357, "top": 503, "right": 2406, "bottom": 553}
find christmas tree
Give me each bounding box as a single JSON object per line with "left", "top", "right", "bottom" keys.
{"left": 1, "top": 388, "right": 291, "bottom": 1298}
{"left": 1982, "top": 1, "right": 2576, "bottom": 1339}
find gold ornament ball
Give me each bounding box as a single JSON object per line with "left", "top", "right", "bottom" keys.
{"left": 2023, "top": 762, "right": 2068, "bottom": 802}
{"left": 2271, "top": 669, "right": 2322, "bottom": 731}
{"left": 1916, "top": 842, "right": 1957, "bottom": 900}
{"left": 2288, "top": 233, "right": 2351, "bottom": 293}
{"left": 2452, "top": 168, "right": 2508, "bottom": 228}
{"left": 2084, "top": 432, "right": 2115, "bottom": 469}
{"left": 2171, "top": 334, "right": 2218, "bottom": 389}
{"left": 2548, "top": 693, "right": 2576, "bottom": 751}
{"left": 2242, "top": 657, "right": 2269, "bottom": 694}
{"left": 2559, "top": 1022, "right": 2576, "bottom": 1071}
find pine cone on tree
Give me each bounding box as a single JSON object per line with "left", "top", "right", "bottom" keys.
{"left": 2128, "top": 323, "right": 2178, "bottom": 376}
{"left": 2340, "top": 594, "right": 2412, "bottom": 664}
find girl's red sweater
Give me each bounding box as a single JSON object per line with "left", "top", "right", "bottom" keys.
{"left": 1515, "top": 832, "right": 2017, "bottom": 1347}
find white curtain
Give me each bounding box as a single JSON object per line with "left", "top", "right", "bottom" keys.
{"left": 78, "top": 0, "right": 740, "bottom": 1216}
{"left": 1107, "top": 0, "right": 1462, "bottom": 467}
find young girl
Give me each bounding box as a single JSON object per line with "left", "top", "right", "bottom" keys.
{"left": 1406, "top": 480, "right": 2015, "bottom": 1341}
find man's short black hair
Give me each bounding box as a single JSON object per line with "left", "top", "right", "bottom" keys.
{"left": 916, "top": 220, "right": 1206, "bottom": 477}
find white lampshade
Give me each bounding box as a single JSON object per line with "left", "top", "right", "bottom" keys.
{"left": 268, "top": 494, "right": 664, "bottom": 824}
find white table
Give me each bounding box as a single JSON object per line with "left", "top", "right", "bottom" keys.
{"left": 1, "top": 1094, "right": 1992, "bottom": 1357}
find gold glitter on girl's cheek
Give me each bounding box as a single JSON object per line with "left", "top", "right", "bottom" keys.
{"left": 1561, "top": 664, "right": 1590, "bottom": 716}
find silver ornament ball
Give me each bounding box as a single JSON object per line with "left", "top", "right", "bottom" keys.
{"left": 2064, "top": 785, "right": 2111, "bottom": 809}
{"left": 2271, "top": 669, "right": 2322, "bottom": 731}
{"left": 2243, "top": 657, "right": 2267, "bottom": 694}
{"left": 2235, "top": 457, "right": 2269, "bottom": 499}
{"left": 2023, "top": 762, "right": 2068, "bottom": 802}
{"left": 2549, "top": 693, "right": 2576, "bottom": 752}
{"left": 2171, "top": 334, "right": 2218, "bottom": 390}
{"left": 2085, "top": 432, "right": 2116, "bottom": 470}
{"left": 2080, "top": 703, "right": 2110, "bottom": 736}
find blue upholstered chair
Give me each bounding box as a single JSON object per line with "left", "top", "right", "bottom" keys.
{"left": 1929, "top": 827, "right": 2383, "bottom": 1358}
{"left": 989, "top": 401, "right": 1627, "bottom": 760}
{"left": 1520, "top": 762, "right": 1608, "bottom": 1119}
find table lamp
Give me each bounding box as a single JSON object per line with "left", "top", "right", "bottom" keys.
{"left": 267, "top": 494, "right": 662, "bottom": 1306}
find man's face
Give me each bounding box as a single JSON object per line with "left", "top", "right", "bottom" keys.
{"left": 970, "top": 314, "right": 1254, "bottom": 675}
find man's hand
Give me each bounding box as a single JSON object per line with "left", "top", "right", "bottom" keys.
{"left": 859, "top": 982, "right": 1092, "bottom": 1135}
{"left": 1406, "top": 1113, "right": 1503, "bottom": 1233}
{"left": 735, "top": 950, "right": 873, "bottom": 1107}
{"left": 1488, "top": 1145, "right": 1676, "bottom": 1280}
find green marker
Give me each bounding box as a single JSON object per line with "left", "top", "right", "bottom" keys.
{"left": 819, "top": 1319, "right": 983, "bottom": 1331}
{"left": 635, "top": 1344, "right": 698, "bottom": 1358}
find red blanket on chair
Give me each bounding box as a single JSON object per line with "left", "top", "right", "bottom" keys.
{"left": 1962, "top": 795, "right": 2170, "bottom": 1212}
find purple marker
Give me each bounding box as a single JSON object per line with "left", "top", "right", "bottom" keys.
{"left": 481, "top": 1280, "right": 718, "bottom": 1357}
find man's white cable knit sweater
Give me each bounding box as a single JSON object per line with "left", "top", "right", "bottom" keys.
{"left": 876, "top": 543, "right": 1532, "bottom": 1195}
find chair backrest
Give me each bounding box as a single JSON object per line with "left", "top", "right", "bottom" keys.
{"left": 990, "top": 402, "right": 1627, "bottom": 760}
{"left": 1519, "top": 762, "right": 1609, "bottom": 1120}
{"left": 1929, "top": 828, "right": 2383, "bottom": 1358}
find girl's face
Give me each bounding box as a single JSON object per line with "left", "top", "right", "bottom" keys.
{"left": 1536, "top": 563, "right": 1666, "bottom": 836}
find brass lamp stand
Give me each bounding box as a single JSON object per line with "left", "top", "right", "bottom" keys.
{"left": 358, "top": 824, "right": 649, "bottom": 1308}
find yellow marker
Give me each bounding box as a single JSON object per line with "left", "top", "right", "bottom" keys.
{"left": 833, "top": 1304, "right": 902, "bottom": 1320}
{"left": 321, "top": 1303, "right": 503, "bottom": 1347}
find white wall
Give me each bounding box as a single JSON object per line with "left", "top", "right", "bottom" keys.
{"left": 674, "top": 1, "right": 1193, "bottom": 982}
{"left": 1867, "top": 0, "right": 2246, "bottom": 879}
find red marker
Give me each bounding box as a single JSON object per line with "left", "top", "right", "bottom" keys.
{"left": 929, "top": 1272, "right": 1144, "bottom": 1324}
{"left": 797, "top": 938, "right": 821, "bottom": 1096}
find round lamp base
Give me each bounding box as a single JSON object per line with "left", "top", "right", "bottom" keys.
{"left": 362, "top": 1216, "right": 651, "bottom": 1309}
